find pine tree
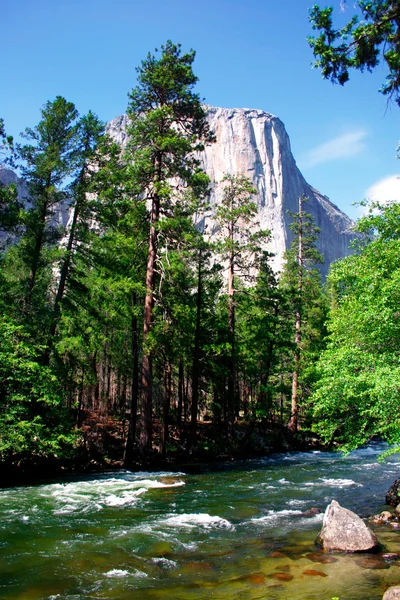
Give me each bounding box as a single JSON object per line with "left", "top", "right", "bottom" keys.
{"left": 44, "top": 112, "right": 114, "bottom": 363}
{"left": 281, "top": 196, "right": 324, "bottom": 432}
{"left": 124, "top": 41, "right": 213, "bottom": 456}
{"left": 214, "top": 174, "right": 269, "bottom": 437}
{"left": 17, "top": 97, "right": 79, "bottom": 311}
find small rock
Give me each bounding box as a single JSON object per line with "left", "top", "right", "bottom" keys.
{"left": 269, "top": 572, "right": 294, "bottom": 581}
{"left": 380, "top": 510, "right": 393, "bottom": 521}
{"left": 383, "top": 586, "right": 400, "bottom": 599}
{"left": 234, "top": 572, "right": 266, "bottom": 585}
{"left": 382, "top": 553, "right": 400, "bottom": 562}
{"left": 316, "top": 500, "right": 379, "bottom": 552}
{"left": 370, "top": 511, "right": 394, "bottom": 524}
{"left": 357, "top": 557, "right": 389, "bottom": 570}
{"left": 303, "top": 507, "right": 322, "bottom": 518}
{"left": 302, "top": 569, "right": 328, "bottom": 577}
{"left": 390, "top": 521, "right": 400, "bottom": 529}
{"left": 305, "top": 552, "right": 338, "bottom": 564}
{"left": 395, "top": 505, "right": 400, "bottom": 517}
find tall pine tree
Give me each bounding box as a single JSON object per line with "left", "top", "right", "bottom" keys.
{"left": 124, "top": 41, "right": 213, "bottom": 455}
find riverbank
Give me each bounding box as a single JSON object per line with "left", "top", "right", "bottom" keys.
{"left": 0, "top": 410, "right": 322, "bottom": 488}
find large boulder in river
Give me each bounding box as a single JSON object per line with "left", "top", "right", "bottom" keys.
{"left": 383, "top": 587, "right": 400, "bottom": 599}
{"left": 386, "top": 478, "right": 400, "bottom": 506}
{"left": 316, "top": 500, "right": 379, "bottom": 552}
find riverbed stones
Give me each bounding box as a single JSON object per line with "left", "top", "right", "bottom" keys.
{"left": 302, "top": 569, "right": 328, "bottom": 577}
{"left": 370, "top": 511, "right": 394, "bottom": 524}
{"left": 316, "top": 500, "right": 379, "bottom": 552}
{"left": 383, "top": 586, "right": 400, "bottom": 599}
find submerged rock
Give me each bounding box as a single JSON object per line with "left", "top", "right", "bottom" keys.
{"left": 302, "top": 569, "right": 328, "bottom": 577}
{"left": 269, "top": 572, "right": 293, "bottom": 581}
{"left": 305, "top": 552, "right": 338, "bottom": 564}
{"left": 316, "top": 500, "right": 379, "bottom": 552}
{"left": 302, "top": 507, "right": 322, "bottom": 518}
{"left": 386, "top": 478, "right": 400, "bottom": 506}
{"left": 383, "top": 587, "right": 400, "bottom": 599}
{"left": 357, "top": 556, "right": 389, "bottom": 570}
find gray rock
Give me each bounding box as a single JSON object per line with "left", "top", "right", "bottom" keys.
{"left": 107, "top": 106, "right": 357, "bottom": 277}
{"left": 386, "top": 478, "right": 400, "bottom": 507}
{"left": 0, "top": 166, "right": 28, "bottom": 202}
{"left": 383, "top": 587, "right": 400, "bottom": 599}
{"left": 317, "top": 500, "right": 379, "bottom": 552}
{"left": 370, "top": 510, "right": 394, "bottom": 524}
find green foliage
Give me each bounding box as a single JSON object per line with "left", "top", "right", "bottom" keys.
{"left": 125, "top": 40, "right": 213, "bottom": 212}
{"left": 311, "top": 201, "right": 400, "bottom": 449}
{"left": 0, "top": 317, "right": 78, "bottom": 462}
{"left": 280, "top": 197, "right": 326, "bottom": 427}
{"left": 0, "top": 118, "right": 14, "bottom": 157}
{"left": 214, "top": 174, "right": 269, "bottom": 272}
{"left": 308, "top": 1, "right": 400, "bottom": 105}
{"left": 14, "top": 96, "right": 80, "bottom": 315}
{"left": 0, "top": 119, "right": 21, "bottom": 241}
{"left": 235, "top": 252, "right": 283, "bottom": 418}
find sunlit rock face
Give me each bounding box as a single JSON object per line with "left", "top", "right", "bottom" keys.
{"left": 108, "top": 106, "right": 356, "bottom": 276}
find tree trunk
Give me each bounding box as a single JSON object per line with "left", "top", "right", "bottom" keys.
{"left": 289, "top": 196, "right": 303, "bottom": 433}
{"left": 190, "top": 248, "right": 202, "bottom": 449}
{"left": 27, "top": 187, "right": 50, "bottom": 303}
{"left": 177, "top": 360, "right": 184, "bottom": 428}
{"left": 161, "top": 361, "right": 171, "bottom": 459}
{"left": 124, "top": 303, "right": 139, "bottom": 467}
{"left": 43, "top": 182, "right": 84, "bottom": 365}
{"left": 227, "top": 245, "right": 236, "bottom": 439}
{"left": 140, "top": 192, "right": 160, "bottom": 456}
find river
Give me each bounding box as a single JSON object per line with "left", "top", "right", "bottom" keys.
{"left": 1, "top": 442, "right": 400, "bottom": 599}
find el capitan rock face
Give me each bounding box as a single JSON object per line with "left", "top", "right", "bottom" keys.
{"left": 107, "top": 107, "right": 355, "bottom": 275}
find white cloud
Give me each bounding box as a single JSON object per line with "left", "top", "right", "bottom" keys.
{"left": 299, "top": 130, "right": 368, "bottom": 168}
{"left": 360, "top": 175, "right": 400, "bottom": 215}
{"left": 365, "top": 175, "right": 400, "bottom": 205}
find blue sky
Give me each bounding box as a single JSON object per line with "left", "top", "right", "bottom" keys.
{"left": 3, "top": 0, "right": 399, "bottom": 219}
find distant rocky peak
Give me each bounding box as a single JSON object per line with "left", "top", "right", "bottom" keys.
{"left": 108, "top": 107, "right": 356, "bottom": 275}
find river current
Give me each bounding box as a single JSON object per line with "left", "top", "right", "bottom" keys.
{"left": 2, "top": 442, "right": 400, "bottom": 599}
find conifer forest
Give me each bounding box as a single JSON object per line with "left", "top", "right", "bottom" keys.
{"left": 1, "top": 35, "right": 400, "bottom": 481}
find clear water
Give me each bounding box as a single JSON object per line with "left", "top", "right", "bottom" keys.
{"left": 1, "top": 442, "right": 400, "bottom": 600}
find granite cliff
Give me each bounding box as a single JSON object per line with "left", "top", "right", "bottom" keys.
{"left": 108, "top": 107, "right": 355, "bottom": 276}
{"left": 1, "top": 107, "right": 355, "bottom": 276}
